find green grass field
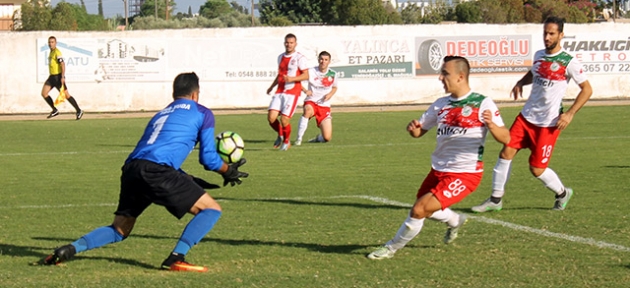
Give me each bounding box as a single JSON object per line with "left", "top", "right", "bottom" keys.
{"left": 1, "top": 105, "right": 629, "bottom": 287}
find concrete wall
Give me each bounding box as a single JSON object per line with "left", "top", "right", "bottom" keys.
{"left": 1, "top": 22, "right": 629, "bottom": 114}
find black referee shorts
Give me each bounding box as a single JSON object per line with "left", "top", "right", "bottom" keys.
{"left": 116, "top": 159, "right": 206, "bottom": 219}
{"left": 44, "top": 74, "right": 68, "bottom": 91}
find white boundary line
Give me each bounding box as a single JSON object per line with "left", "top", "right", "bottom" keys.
{"left": 2, "top": 195, "right": 628, "bottom": 252}
{"left": 265, "top": 195, "right": 630, "bottom": 253}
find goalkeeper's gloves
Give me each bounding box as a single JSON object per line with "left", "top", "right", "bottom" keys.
{"left": 192, "top": 176, "right": 220, "bottom": 190}
{"left": 222, "top": 158, "right": 249, "bottom": 187}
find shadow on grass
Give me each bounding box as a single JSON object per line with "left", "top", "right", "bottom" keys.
{"left": 207, "top": 238, "right": 437, "bottom": 254}
{"left": 18, "top": 240, "right": 156, "bottom": 270}
{"left": 29, "top": 235, "right": 436, "bottom": 261}
{"left": 451, "top": 206, "right": 551, "bottom": 214}
{"left": 603, "top": 165, "right": 630, "bottom": 169}
{"left": 216, "top": 197, "right": 409, "bottom": 210}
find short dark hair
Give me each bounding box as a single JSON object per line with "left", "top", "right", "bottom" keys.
{"left": 172, "top": 72, "right": 199, "bottom": 99}
{"left": 48, "top": 36, "right": 56, "bottom": 41}
{"left": 285, "top": 33, "right": 297, "bottom": 41}
{"left": 443, "top": 55, "right": 470, "bottom": 80}
{"left": 544, "top": 16, "right": 565, "bottom": 33}
{"left": 318, "top": 51, "right": 331, "bottom": 59}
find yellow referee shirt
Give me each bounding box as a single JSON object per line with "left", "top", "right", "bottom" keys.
{"left": 49, "top": 48, "right": 63, "bottom": 75}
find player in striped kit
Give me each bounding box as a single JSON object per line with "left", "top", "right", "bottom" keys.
{"left": 266, "top": 33, "right": 310, "bottom": 151}
{"left": 472, "top": 16, "right": 593, "bottom": 213}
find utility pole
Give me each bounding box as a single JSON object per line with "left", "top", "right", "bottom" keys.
{"left": 165, "top": 0, "right": 169, "bottom": 20}
{"left": 251, "top": 0, "right": 254, "bottom": 26}
{"left": 123, "top": 0, "right": 128, "bottom": 27}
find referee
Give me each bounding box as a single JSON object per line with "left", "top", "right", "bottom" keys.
{"left": 41, "top": 36, "right": 83, "bottom": 120}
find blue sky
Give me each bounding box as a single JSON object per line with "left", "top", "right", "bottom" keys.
{"left": 50, "top": 0, "right": 255, "bottom": 18}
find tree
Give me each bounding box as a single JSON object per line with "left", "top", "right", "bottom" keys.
{"left": 400, "top": 4, "right": 423, "bottom": 24}
{"left": 259, "top": 0, "right": 323, "bottom": 24}
{"left": 319, "top": 0, "right": 402, "bottom": 25}
{"left": 140, "top": 0, "right": 176, "bottom": 19}
{"left": 455, "top": 1, "right": 481, "bottom": 23}
{"left": 16, "top": 0, "right": 109, "bottom": 31}
{"left": 199, "top": 0, "right": 232, "bottom": 19}
{"left": 17, "top": 0, "right": 52, "bottom": 31}
{"left": 98, "top": 0, "right": 103, "bottom": 17}
{"left": 418, "top": 0, "right": 455, "bottom": 24}
{"left": 230, "top": 1, "right": 248, "bottom": 14}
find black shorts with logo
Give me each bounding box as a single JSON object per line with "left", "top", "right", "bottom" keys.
{"left": 44, "top": 74, "right": 67, "bottom": 91}
{"left": 116, "top": 159, "right": 206, "bottom": 219}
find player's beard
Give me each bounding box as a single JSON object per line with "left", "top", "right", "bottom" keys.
{"left": 545, "top": 40, "right": 559, "bottom": 51}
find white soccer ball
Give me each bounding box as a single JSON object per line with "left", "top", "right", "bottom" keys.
{"left": 216, "top": 131, "right": 245, "bottom": 163}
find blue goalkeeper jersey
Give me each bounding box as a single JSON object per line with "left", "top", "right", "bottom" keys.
{"left": 125, "top": 98, "right": 224, "bottom": 172}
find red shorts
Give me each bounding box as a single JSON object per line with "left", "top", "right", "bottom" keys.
{"left": 417, "top": 169, "right": 483, "bottom": 209}
{"left": 507, "top": 114, "right": 560, "bottom": 168}
{"left": 304, "top": 101, "right": 331, "bottom": 127}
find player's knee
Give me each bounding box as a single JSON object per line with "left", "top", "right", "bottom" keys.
{"left": 409, "top": 204, "right": 430, "bottom": 219}
{"left": 529, "top": 166, "right": 545, "bottom": 177}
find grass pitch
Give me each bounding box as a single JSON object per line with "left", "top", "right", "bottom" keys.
{"left": 0, "top": 105, "right": 629, "bottom": 287}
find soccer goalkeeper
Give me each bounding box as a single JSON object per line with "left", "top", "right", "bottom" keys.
{"left": 39, "top": 72, "right": 248, "bottom": 272}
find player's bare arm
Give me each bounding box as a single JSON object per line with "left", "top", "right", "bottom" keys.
{"left": 511, "top": 71, "right": 533, "bottom": 100}
{"left": 407, "top": 119, "right": 427, "bottom": 138}
{"left": 320, "top": 86, "right": 338, "bottom": 103}
{"left": 483, "top": 109, "right": 510, "bottom": 144}
{"left": 557, "top": 80, "right": 593, "bottom": 131}
{"left": 60, "top": 59, "right": 66, "bottom": 85}
{"left": 284, "top": 69, "right": 309, "bottom": 83}
{"left": 266, "top": 77, "right": 279, "bottom": 95}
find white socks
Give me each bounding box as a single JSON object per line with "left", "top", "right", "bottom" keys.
{"left": 296, "top": 116, "right": 309, "bottom": 141}
{"left": 536, "top": 168, "right": 565, "bottom": 195}
{"left": 386, "top": 216, "right": 424, "bottom": 251}
{"left": 429, "top": 208, "right": 459, "bottom": 227}
{"left": 491, "top": 158, "right": 512, "bottom": 198}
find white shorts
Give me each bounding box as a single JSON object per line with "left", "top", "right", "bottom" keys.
{"left": 268, "top": 92, "right": 299, "bottom": 118}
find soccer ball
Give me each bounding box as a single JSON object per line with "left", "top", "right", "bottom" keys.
{"left": 216, "top": 131, "right": 245, "bottom": 163}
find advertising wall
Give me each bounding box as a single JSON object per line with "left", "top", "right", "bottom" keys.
{"left": 1, "top": 22, "right": 629, "bottom": 114}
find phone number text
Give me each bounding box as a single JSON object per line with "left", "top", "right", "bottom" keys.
{"left": 225, "top": 70, "right": 277, "bottom": 78}
{"left": 582, "top": 63, "right": 630, "bottom": 73}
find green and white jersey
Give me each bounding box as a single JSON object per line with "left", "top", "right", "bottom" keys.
{"left": 419, "top": 91, "right": 505, "bottom": 173}
{"left": 522, "top": 49, "right": 588, "bottom": 127}
{"left": 305, "top": 67, "right": 338, "bottom": 107}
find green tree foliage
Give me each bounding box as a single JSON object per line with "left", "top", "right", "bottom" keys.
{"left": 131, "top": 12, "right": 259, "bottom": 29}
{"left": 455, "top": 1, "right": 481, "bottom": 23}
{"left": 50, "top": 2, "right": 78, "bottom": 30}
{"left": 259, "top": 0, "right": 323, "bottom": 24}
{"left": 98, "top": 0, "right": 103, "bottom": 17}
{"left": 320, "top": 0, "right": 402, "bottom": 25}
{"left": 524, "top": 3, "right": 543, "bottom": 23}
{"left": 16, "top": 0, "right": 52, "bottom": 30}
{"left": 200, "top": 0, "right": 232, "bottom": 19}
{"left": 267, "top": 15, "right": 294, "bottom": 26}
{"left": 140, "top": 0, "right": 176, "bottom": 19}
{"left": 400, "top": 4, "right": 423, "bottom": 24}
{"left": 567, "top": 0, "right": 597, "bottom": 22}
{"left": 418, "top": 0, "right": 455, "bottom": 24}
{"left": 16, "top": 0, "right": 109, "bottom": 31}
{"left": 230, "top": 1, "right": 249, "bottom": 14}
{"left": 524, "top": 0, "right": 571, "bottom": 21}
{"left": 70, "top": 4, "right": 110, "bottom": 30}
